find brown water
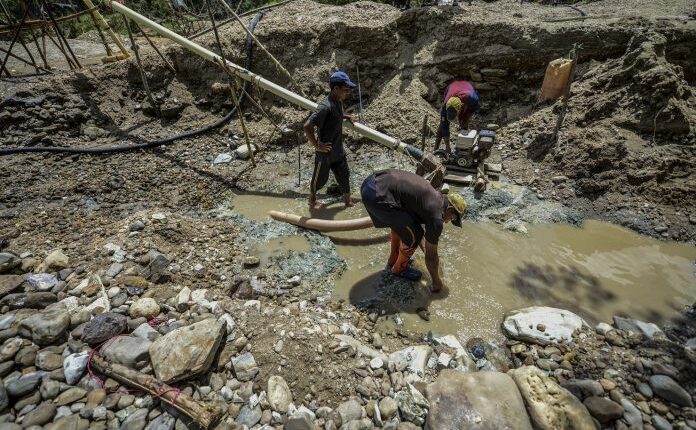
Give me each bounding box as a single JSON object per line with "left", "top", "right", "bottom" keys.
{"left": 231, "top": 192, "right": 696, "bottom": 340}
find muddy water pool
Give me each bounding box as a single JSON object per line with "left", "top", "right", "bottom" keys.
{"left": 231, "top": 192, "right": 696, "bottom": 341}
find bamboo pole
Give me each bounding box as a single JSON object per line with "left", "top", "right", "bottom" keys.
{"left": 82, "top": 0, "right": 130, "bottom": 59}
{"left": 41, "top": 0, "right": 82, "bottom": 68}
{"left": 123, "top": 15, "right": 159, "bottom": 116}
{"left": 0, "top": 0, "right": 40, "bottom": 73}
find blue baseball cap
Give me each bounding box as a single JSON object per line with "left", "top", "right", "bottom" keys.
{"left": 329, "top": 71, "right": 357, "bottom": 88}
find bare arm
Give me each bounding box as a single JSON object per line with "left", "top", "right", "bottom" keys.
{"left": 304, "top": 120, "right": 330, "bottom": 152}
{"left": 424, "top": 240, "right": 444, "bottom": 292}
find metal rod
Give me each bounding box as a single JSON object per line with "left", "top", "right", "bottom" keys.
{"left": 132, "top": 21, "right": 176, "bottom": 73}
{"left": 100, "top": 0, "right": 414, "bottom": 156}
{"left": 123, "top": 15, "right": 159, "bottom": 116}
{"left": 41, "top": 0, "right": 82, "bottom": 68}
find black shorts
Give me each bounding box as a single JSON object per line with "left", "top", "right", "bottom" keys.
{"left": 360, "top": 175, "right": 423, "bottom": 248}
{"left": 311, "top": 153, "right": 350, "bottom": 195}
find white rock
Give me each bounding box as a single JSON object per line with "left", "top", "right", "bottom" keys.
{"left": 437, "top": 352, "right": 452, "bottom": 369}
{"left": 595, "top": 322, "right": 614, "bottom": 335}
{"left": 213, "top": 153, "right": 233, "bottom": 165}
{"left": 219, "top": 314, "right": 235, "bottom": 332}
{"left": 370, "top": 357, "right": 384, "bottom": 369}
{"left": 502, "top": 306, "right": 585, "bottom": 345}
{"left": 244, "top": 300, "right": 261, "bottom": 312}
{"left": 235, "top": 144, "right": 257, "bottom": 160}
{"left": 64, "top": 352, "right": 90, "bottom": 385}
{"left": 129, "top": 298, "right": 160, "bottom": 319}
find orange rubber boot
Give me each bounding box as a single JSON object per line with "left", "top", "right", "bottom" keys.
{"left": 391, "top": 243, "right": 416, "bottom": 275}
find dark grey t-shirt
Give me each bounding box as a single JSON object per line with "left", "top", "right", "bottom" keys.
{"left": 308, "top": 95, "right": 344, "bottom": 161}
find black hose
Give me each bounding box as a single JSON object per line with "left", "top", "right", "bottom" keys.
{"left": 0, "top": 13, "right": 262, "bottom": 156}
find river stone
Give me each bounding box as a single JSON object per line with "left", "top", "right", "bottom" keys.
{"left": 503, "top": 307, "right": 585, "bottom": 345}
{"left": 652, "top": 414, "right": 672, "bottom": 430}
{"left": 336, "top": 399, "right": 363, "bottom": 424}
{"left": 0, "top": 314, "right": 15, "bottom": 331}
{"left": 82, "top": 313, "right": 127, "bottom": 345}
{"left": 649, "top": 375, "right": 693, "bottom": 407}
{"left": 508, "top": 366, "right": 595, "bottom": 430}
{"left": 0, "top": 253, "right": 20, "bottom": 273}
{"left": 21, "top": 402, "right": 56, "bottom": 427}
{"left": 395, "top": 384, "right": 429, "bottom": 426}
{"left": 561, "top": 379, "right": 605, "bottom": 400}
{"left": 121, "top": 408, "right": 148, "bottom": 430}
{"left": 1, "top": 292, "right": 57, "bottom": 309}
{"left": 144, "top": 412, "right": 175, "bottom": 430}
{"left": 26, "top": 274, "right": 59, "bottom": 292}
{"left": 150, "top": 318, "right": 225, "bottom": 383}
{"left": 129, "top": 298, "right": 160, "bottom": 319}
{"left": 0, "top": 337, "right": 23, "bottom": 361}
{"left": 100, "top": 336, "right": 151, "bottom": 368}
{"left": 0, "top": 379, "right": 8, "bottom": 412}
{"left": 64, "top": 352, "right": 90, "bottom": 385}
{"left": 6, "top": 372, "right": 42, "bottom": 397}
{"left": 620, "top": 398, "right": 642, "bottom": 427}
{"left": 267, "top": 375, "right": 292, "bottom": 413}
{"left": 613, "top": 316, "right": 663, "bottom": 339}
{"left": 236, "top": 405, "right": 262, "bottom": 428}
{"left": 389, "top": 345, "right": 432, "bottom": 375}
{"left": 285, "top": 412, "right": 316, "bottom": 430}
{"left": 424, "top": 369, "right": 532, "bottom": 430}
{"left": 44, "top": 414, "right": 89, "bottom": 430}
{"left": 35, "top": 351, "right": 63, "bottom": 371}
{"left": 0, "top": 275, "right": 23, "bottom": 298}
{"left": 231, "top": 352, "right": 259, "bottom": 382}
{"left": 55, "top": 387, "right": 87, "bottom": 406}
{"left": 583, "top": 396, "right": 623, "bottom": 422}
{"left": 17, "top": 305, "right": 69, "bottom": 345}
{"left": 36, "top": 250, "right": 69, "bottom": 273}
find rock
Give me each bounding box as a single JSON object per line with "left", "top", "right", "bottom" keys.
{"left": 1, "top": 292, "right": 56, "bottom": 309}
{"left": 370, "top": 357, "right": 384, "bottom": 369}
{"left": 213, "top": 153, "right": 232, "bottom": 165}
{"left": 267, "top": 375, "right": 292, "bottom": 413}
{"left": 6, "top": 372, "right": 42, "bottom": 397}
{"left": 236, "top": 405, "right": 262, "bottom": 428}
{"left": 637, "top": 382, "right": 653, "bottom": 399}
{"left": 150, "top": 318, "right": 225, "bottom": 384}
{"left": 17, "top": 305, "right": 69, "bottom": 345}
{"left": 26, "top": 274, "right": 59, "bottom": 292}
{"left": 583, "top": 396, "right": 623, "bottom": 423}
{"left": 82, "top": 313, "right": 127, "bottom": 345}
{"left": 551, "top": 175, "right": 569, "bottom": 184}
{"left": 388, "top": 345, "right": 432, "bottom": 375}
{"left": 120, "top": 408, "right": 148, "bottom": 430}
{"left": 101, "top": 336, "right": 151, "bottom": 368}
{"left": 129, "top": 298, "right": 160, "bottom": 319}
{"left": 55, "top": 387, "right": 87, "bottom": 406}
{"left": 144, "top": 412, "right": 175, "bottom": 430}
{"left": 502, "top": 307, "right": 585, "bottom": 345}
{"left": 285, "top": 413, "right": 316, "bottom": 430}
{"left": 0, "top": 378, "right": 7, "bottom": 411}
{"left": 0, "top": 337, "right": 23, "bottom": 361}
{"left": 0, "top": 253, "right": 20, "bottom": 273}
{"left": 652, "top": 415, "right": 672, "bottom": 430}
{"left": 36, "top": 250, "right": 69, "bottom": 273}
{"left": 235, "top": 144, "right": 257, "bottom": 160}
{"left": 561, "top": 379, "right": 604, "bottom": 400}
{"left": 621, "top": 399, "right": 642, "bottom": 427}
{"left": 0, "top": 275, "right": 24, "bottom": 298}
{"left": 0, "top": 314, "right": 15, "bottom": 331}
{"left": 45, "top": 414, "right": 89, "bottom": 430}
{"left": 336, "top": 399, "right": 363, "bottom": 424}
{"left": 424, "top": 369, "right": 532, "bottom": 430}
{"left": 649, "top": 375, "right": 693, "bottom": 407}
{"left": 175, "top": 287, "right": 190, "bottom": 312}
{"left": 21, "top": 402, "right": 56, "bottom": 427}
{"left": 508, "top": 366, "right": 595, "bottom": 430}
{"left": 82, "top": 126, "right": 107, "bottom": 140}
{"left": 395, "top": 384, "right": 429, "bottom": 426}
{"left": 231, "top": 352, "right": 259, "bottom": 382}
{"left": 613, "top": 316, "right": 663, "bottom": 339}
{"left": 131, "top": 323, "right": 160, "bottom": 342}
{"left": 64, "top": 352, "right": 90, "bottom": 385}
{"left": 35, "top": 351, "right": 63, "bottom": 371}
{"left": 379, "top": 397, "right": 398, "bottom": 420}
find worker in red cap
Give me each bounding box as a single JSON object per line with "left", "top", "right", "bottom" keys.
{"left": 304, "top": 71, "right": 358, "bottom": 209}
{"left": 435, "top": 80, "right": 480, "bottom": 153}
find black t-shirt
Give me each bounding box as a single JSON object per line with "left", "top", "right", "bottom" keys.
{"left": 374, "top": 169, "right": 447, "bottom": 244}
{"left": 308, "top": 95, "right": 344, "bottom": 162}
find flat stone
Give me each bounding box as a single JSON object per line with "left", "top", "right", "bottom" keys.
{"left": 150, "top": 318, "right": 225, "bottom": 383}
{"left": 285, "top": 412, "right": 316, "bottom": 430}
{"left": 620, "top": 399, "right": 642, "bottom": 427}
{"left": 6, "top": 373, "right": 42, "bottom": 397}
{"left": 120, "top": 408, "right": 148, "bottom": 430}
{"left": 35, "top": 351, "right": 63, "bottom": 371}
{"left": 100, "top": 336, "right": 151, "bottom": 368}
{"left": 613, "top": 316, "right": 663, "bottom": 339}
{"left": 637, "top": 382, "right": 653, "bottom": 399}
{"left": 425, "top": 369, "right": 532, "bottom": 430}
{"left": 503, "top": 307, "right": 585, "bottom": 345}
{"left": 0, "top": 275, "right": 24, "bottom": 298}
{"left": 36, "top": 250, "right": 69, "bottom": 273}
{"left": 0, "top": 337, "right": 23, "bottom": 361}
{"left": 508, "top": 366, "right": 595, "bottom": 430}
{"left": 17, "top": 305, "right": 69, "bottom": 345}
{"left": 1, "top": 292, "right": 56, "bottom": 309}
{"left": 55, "top": 388, "right": 87, "bottom": 406}
{"left": 562, "top": 379, "right": 604, "bottom": 400}
{"left": 379, "top": 397, "right": 398, "bottom": 420}
{"left": 0, "top": 253, "right": 20, "bottom": 274}
{"left": 388, "top": 345, "right": 432, "bottom": 376}
{"left": 21, "top": 402, "right": 56, "bottom": 427}
{"left": 267, "top": 375, "right": 292, "bottom": 413}
{"left": 131, "top": 324, "right": 160, "bottom": 342}
{"left": 583, "top": 396, "right": 623, "bottom": 422}
{"left": 336, "top": 399, "right": 363, "bottom": 424}
{"left": 45, "top": 414, "right": 89, "bottom": 430}
{"left": 144, "top": 412, "right": 175, "bottom": 430}
{"left": 649, "top": 375, "right": 693, "bottom": 407}
{"left": 26, "top": 274, "right": 59, "bottom": 292}
{"left": 236, "top": 405, "right": 262, "bottom": 428}
{"left": 82, "top": 313, "right": 127, "bottom": 345}
{"left": 652, "top": 414, "right": 673, "bottom": 430}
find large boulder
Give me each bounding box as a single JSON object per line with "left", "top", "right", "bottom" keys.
{"left": 508, "top": 366, "right": 595, "bottom": 430}
{"left": 149, "top": 318, "right": 225, "bottom": 383}
{"left": 17, "top": 304, "right": 70, "bottom": 345}
{"left": 502, "top": 306, "right": 585, "bottom": 345}
{"left": 425, "top": 369, "right": 533, "bottom": 430}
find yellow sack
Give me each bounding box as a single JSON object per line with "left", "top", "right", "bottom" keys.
{"left": 540, "top": 58, "right": 573, "bottom": 100}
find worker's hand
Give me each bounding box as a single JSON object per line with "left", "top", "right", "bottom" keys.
{"left": 314, "top": 141, "right": 332, "bottom": 153}
{"left": 344, "top": 115, "right": 357, "bottom": 125}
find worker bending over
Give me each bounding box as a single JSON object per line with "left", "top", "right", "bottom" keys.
{"left": 304, "top": 71, "right": 357, "bottom": 209}
{"left": 435, "top": 80, "right": 480, "bottom": 153}
{"left": 360, "top": 169, "right": 467, "bottom": 292}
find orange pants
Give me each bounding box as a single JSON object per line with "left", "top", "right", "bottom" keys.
{"left": 388, "top": 230, "right": 416, "bottom": 274}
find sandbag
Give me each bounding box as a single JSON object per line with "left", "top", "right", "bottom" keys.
{"left": 540, "top": 58, "right": 573, "bottom": 100}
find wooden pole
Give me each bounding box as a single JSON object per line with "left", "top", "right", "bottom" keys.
{"left": 0, "top": 0, "right": 40, "bottom": 73}
{"left": 123, "top": 15, "right": 159, "bottom": 116}
{"left": 132, "top": 21, "right": 176, "bottom": 73}
{"left": 41, "top": 0, "right": 82, "bottom": 68}
{"left": 0, "top": 9, "right": 29, "bottom": 77}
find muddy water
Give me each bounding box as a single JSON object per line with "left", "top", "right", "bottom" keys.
{"left": 231, "top": 192, "right": 696, "bottom": 341}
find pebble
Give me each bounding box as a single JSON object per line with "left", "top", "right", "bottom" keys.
{"left": 652, "top": 414, "right": 673, "bottom": 430}
{"left": 649, "top": 375, "right": 694, "bottom": 407}
{"left": 21, "top": 402, "right": 56, "bottom": 427}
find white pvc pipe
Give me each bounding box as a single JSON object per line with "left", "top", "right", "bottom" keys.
{"left": 104, "top": 0, "right": 410, "bottom": 154}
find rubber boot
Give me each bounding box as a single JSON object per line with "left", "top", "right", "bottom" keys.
{"left": 391, "top": 243, "right": 421, "bottom": 281}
